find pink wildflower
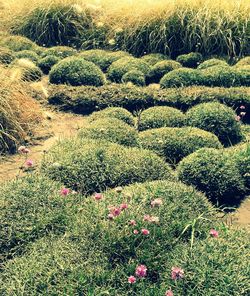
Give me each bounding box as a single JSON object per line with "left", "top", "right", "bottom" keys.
{"left": 235, "top": 115, "right": 241, "bottom": 121}
{"left": 151, "top": 198, "right": 163, "bottom": 207}
{"left": 171, "top": 267, "right": 184, "bottom": 280}
{"left": 165, "top": 289, "right": 174, "bottom": 296}
{"left": 112, "top": 207, "right": 121, "bottom": 217}
{"left": 120, "top": 203, "right": 128, "bottom": 210}
{"left": 94, "top": 193, "right": 103, "bottom": 201}
{"left": 135, "top": 264, "right": 147, "bottom": 278}
{"left": 210, "top": 229, "right": 219, "bottom": 238}
{"left": 128, "top": 276, "right": 136, "bottom": 284}
{"left": 133, "top": 229, "right": 139, "bottom": 235}
{"left": 60, "top": 188, "right": 70, "bottom": 196}
{"left": 240, "top": 105, "right": 245, "bottom": 109}
{"left": 129, "top": 220, "right": 136, "bottom": 226}
{"left": 25, "top": 159, "right": 34, "bottom": 167}
{"left": 141, "top": 228, "right": 150, "bottom": 235}
{"left": 143, "top": 214, "right": 151, "bottom": 221}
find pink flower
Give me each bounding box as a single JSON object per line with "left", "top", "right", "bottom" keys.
{"left": 141, "top": 228, "right": 150, "bottom": 235}
{"left": 171, "top": 267, "right": 184, "bottom": 280}
{"left": 129, "top": 220, "right": 136, "bottom": 226}
{"left": 210, "top": 229, "right": 219, "bottom": 238}
{"left": 133, "top": 229, "right": 139, "bottom": 235}
{"left": 60, "top": 188, "right": 70, "bottom": 196}
{"left": 235, "top": 115, "right": 241, "bottom": 121}
{"left": 240, "top": 105, "right": 245, "bottom": 109}
{"left": 108, "top": 213, "right": 114, "bottom": 220}
{"left": 151, "top": 198, "right": 163, "bottom": 207}
{"left": 25, "top": 159, "right": 34, "bottom": 167}
{"left": 143, "top": 214, "right": 151, "bottom": 221}
{"left": 240, "top": 112, "right": 246, "bottom": 117}
{"left": 135, "top": 264, "right": 147, "bottom": 278}
{"left": 165, "top": 289, "right": 174, "bottom": 296}
{"left": 112, "top": 207, "right": 121, "bottom": 217}
{"left": 94, "top": 193, "right": 103, "bottom": 200}
{"left": 120, "top": 203, "right": 128, "bottom": 210}
{"left": 128, "top": 276, "right": 136, "bottom": 284}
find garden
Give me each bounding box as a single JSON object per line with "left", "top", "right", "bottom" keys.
{"left": 0, "top": 0, "right": 249, "bottom": 295}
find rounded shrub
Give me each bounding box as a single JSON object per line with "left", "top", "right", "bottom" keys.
{"left": 121, "top": 70, "right": 146, "bottom": 86}
{"left": 107, "top": 57, "right": 151, "bottom": 83}
{"left": 49, "top": 57, "right": 105, "bottom": 86}
{"left": 177, "top": 148, "right": 246, "bottom": 204}
{"left": 0, "top": 175, "right": 77, "bottom": 260}
{"left": 37, "top": 55, "right": 61, "bottom": 74}
{"left": 42, "top": 138, "right": 175, "bottom": 194}
{"left": 78, "top": 118, "right": 138, "bottom": 147}
{"left": 41, "top": 46, "right": 77, "bottom": 59}
{"left": 11, "top": 59, "right": 43, "bottom": 81}
{"left": 197, "top": 58, "right": 228, "bottom": 70}
{"left": 138, "top": 106, "right": 186, "bottom": 131}
{"left": 79, "top": 49, "right": 130, "bottom": 72}
{"left": 140, "top": 53, "right": 169, "bottom": 65}
{"left": 15, "top": 50, "right": 39, "bottom": 63}
{"left": 0, "top": 47, "right": 15, "bottom": 65}
{"left": 138, "top": 127, "right": 222, "bottom": 165}
{"left": 235, "top": 56, "right": 250, "bottom": 68}
{"left": 147, "top": 60, "right": 182, "bottom": 83}
{"left": 160, "top": 68, "right": 202, "bottom": 88}
{"left": 176, "top": 52, "right": 203, "bottom": 68}
{"left": 89, "top": 107, "right": 135, "bottom": 126}
{"left": 186, "top": 102, "right": 243, "bottom": 146}
{"left": 0, "top": 35, "right": 37, "bottom": 52}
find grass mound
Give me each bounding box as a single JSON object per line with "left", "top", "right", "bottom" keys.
{"left": 138, "top": 127, "right": 222, "bottom": 165}
{"left": 121, "top": 70, "right": 146, "bottom": 86}
{"left": 140, "top": 53, "right": 169, "bottom": 65}
{"left": 11, "top": 58, "right": 43, "bottom": 81}
{"left": 41, "top": 46, "right": 77, "bottom": 58}
{"left": 186, "top": 102, "right": 243, "bottom": 146}
{"left": 49, "top": 56, "right": 105, "bottom": 86}
{"left": 177, "top": 148, "right": 246, "bottom": 204}
{"left": 197, "top": 58, "right": 228, "bottom": 70}
{"left": 0, "top": 35, "right": 37, "bottom": 51}
{"left": 235, "top": 56, "right": 250, "bottom": 67}
{"left": 147, "top": 60, "right": 182, "bottom": 83}
{"left": 0, "top": 47, "right": 15, "bottom": 65}
{"left": 89, "top": 107, "right": 135, "bottom": 126}
{"left": 176, "top": 52, "right": 203, "bottom": 68}
{"left": 138, "top": 106, "right": 186, "bottom": 131}
{"left": 15, "top": 50, "right": 39, "bottom": 62}
{"left": 78, "top": 118, "right": 138, "bottom": 147}
{"left": 42, "top": 138, "right": 174, "bottom": 194}
{"left": 37, "top": 55, "right": 60, "bottom": 74}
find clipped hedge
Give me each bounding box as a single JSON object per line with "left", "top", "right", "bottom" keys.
{"left": 88, "top": 107, "right": 135, "bottom": 126}
{"left": 37, "top": 55, "right": 61, "bottom": 74}
{"left": 0, "top": 47, "right": 15, "bottom": 65}
{"left": 42, "top": 139, "right": 174, "bottom": 194}
{"left": 138, "top": 106, "right": 186, "bottom": 131}
{"left": 78, "top": 118, "right": 138, "bottom": 146}
{"left": 177, "top": 148, "right": 246, "bottom": 204}
{"left": 49, "top": 56, "right": 105, "bottom": 86}
{"left": 121, "top": 70, "right": 146, "bottom": 86}
{"left": 186, "top": 102, "right": 243, "bottom": 146}
{"left": 147, "top": 60, "right": 182, "bottom": 83}
{"left": 176, "top": 52, "right": 203, "bottom": 68}
{"left": 138, "top": 127, "right": 222, "bottom": 165}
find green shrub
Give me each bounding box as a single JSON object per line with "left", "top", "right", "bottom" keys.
{"left": 139, "top": 106, "right": 186, "bottom": 131}
{"left": 177, "top": 148, "right": 246, "bottom": 204}
{"left": 235, "top": 56, "right": 250, "bottom": 67}
{"left": 42, "top": 138, "right": 174, "bottom": 194}
{"left": 138, "top": 127, "right": 222, "bottom": 165}
{"left": 107, "top": 57, "right": 151, "bottom": 82}
{"left": 147, "top": 60, "right": 182, "bottom": 83}
{"left": 41, "top": 46, "right": 77, "bottom": 59}
{"left": 89, "top": 107, "right": 135, "bottom": 126}
{"left": 11, "top": 59, "right": 43, "bottom": 81}
{"left": 0, "top": 35, "right": 37, "bottom": 52}
{"left": 160, "top": 68, "right": 202, "bottom": 88}
{"left": 186, "top": 102, "right": 243, "bottom": 146}
{"left": 79, "top": 49, "right": 130, "bottom": 72}
{"left": 121, "top": 70, "right": 146, "bottom": 86}
{"left": 49, "top": 57, "right": 105, "bottom": 86}
{"left": 15, "top": 50, "right": 39, "bottom": 63}
{"left": 78, "top": 118, "right": 138, "bottom": 146}
{"left": 0, "top": 47, "right": 15, "bottom": 65}
{"left": 140, "top": 53, "right": 169, "bottom": 65}
{"left": 0, "top": 174, "right": 77, "bottom": 261}
{"left": 37, "top": 55, "right": 61, "bottom": 74}
{"left": 176, "top": 52, "right": 203, "bottom": 68}
{"left": 197, "top": 58, "right": 228, "bottom": 70}
{"left": 236, "top": 67, "right": 250, "bottom": 86}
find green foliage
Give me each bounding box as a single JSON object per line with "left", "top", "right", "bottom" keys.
{"left": 49, "top": 56, "right": 105, "bottom": 86}
{"left": 41, "top": 46, "right": 77, "bottom": 59}
{"left": 160, "top": 68, "right": 202, "bottom": 88}
{"left": 89, "top": 107, "right": 135, "bottom": 126}
{"left": 177, "top": 148, "right": 246, "bottom": 204}
{"left": 138, "top": 127, "right": 222, "bottom": 165}
{"left": 176, "top": 52, "right": 203, "bottom": 68}
{"left": 107, "top": 57, "right": 151, "bottom": 82}
{"left": 42, "top": 138, "right": 174, "bottom": 194}
{"left": 79, "top": 49, "right": 130, "bottom": 72}
{"left": 197, "top": 58, "right": 228, "bottom": 70}
{"left": 0, "top": 35, "right": 37, "bottom": 52}
{"left": 140, "top": 53, "right": 169, "bottom": 65}
{"left": 121, "top": 70, "right": 146, "bottom": 86}
{"left": 147, "top": 60, "right": 182, "bottom": 83}
{"left": 138, "top": 106, "right": 186, "bottom": 131}
{"left": 0, "top": 47, "right": 15, "bottom": 65}
{"left": 37, "top": 55, "right": 61, "bottom": 74}
{"left": 15, "top": 50, "right": 39, "bottom": 63}
{"left": 78, "top": 118, "right": 138, "bottom": 147}
{"left": 186, "top": 102, "right": 243, "bottom": 146}
{"left": 0, "top": 174, "right": 77, "bottom": 261}
{"left": 12, "top": 58, "right": 43, "bottom": 81}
